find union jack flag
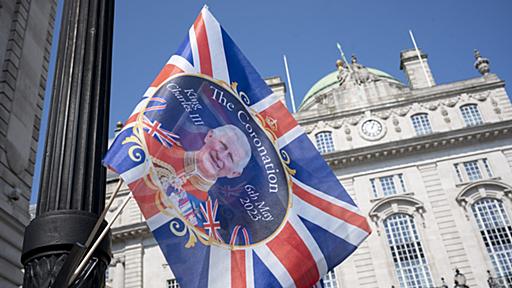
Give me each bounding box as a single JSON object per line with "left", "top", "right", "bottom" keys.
{"left": 200, "top": 198, "right": 223, "bottom": 242}
{"left": 104, "top": 6, "right": 371, "bottom": 288}
{"left": 142, "top": 115, "right": 181, "bottom": 148}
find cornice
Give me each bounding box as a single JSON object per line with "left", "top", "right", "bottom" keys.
{"left": 111, "top": 221, "right": 150, "bottom": 241}
{"left": 323, "top": 119, "right": 512, "bottom": 168}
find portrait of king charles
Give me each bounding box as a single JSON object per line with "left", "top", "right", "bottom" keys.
{"left": 144, "top": 124, "right": 251, "bottom": 226}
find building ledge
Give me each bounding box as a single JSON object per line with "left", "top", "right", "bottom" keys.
{"left": 111, "top": 221, "right": 150, "bottom": 241}
{"left": 323, "top": 119, "right": 512, "bottom": 168}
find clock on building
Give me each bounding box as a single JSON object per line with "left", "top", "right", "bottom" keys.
{"left": 360, "top": 118, "right": 386, "bottom": 140}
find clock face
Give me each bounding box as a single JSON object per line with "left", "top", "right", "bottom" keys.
{"left": 360, "top": 119, "right": 385, "bottom": 140}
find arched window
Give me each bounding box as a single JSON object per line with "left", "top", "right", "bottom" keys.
{"left": 384, "top": 214, "right": 433, "bottom": 288}
{"left": 315, "top": 131, "right": 335, "bottom": 154}
{"left": 471, "top": 198, "right": 512, "bottom": 281}
{"left": 460, "top": 104, "right": 483, "bottom": 127}
{"left": 410, "top": 113, "right": 432, "bottom": 135}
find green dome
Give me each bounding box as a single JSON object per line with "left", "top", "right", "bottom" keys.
{"left": 299, "top": 68, "right": 403, "bottom": 109}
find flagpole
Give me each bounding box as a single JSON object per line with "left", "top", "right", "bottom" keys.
{"left": 408, "top": 30, "right": 433, "bottom": 87}
{"left": 283, "top": 55, "right": 297, "bottom": 113}
{"left": 69, "top": 188, "right": 132, "bottom": 285}
{"left": 336, "top": 42, "right": 353, "bottom": 73}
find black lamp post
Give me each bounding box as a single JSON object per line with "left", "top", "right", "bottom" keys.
{"left": 21, "top": 0, "right": 115, "bottom": 287}
{"left": 454, "top": 269, "right": 469, "bottom": 288}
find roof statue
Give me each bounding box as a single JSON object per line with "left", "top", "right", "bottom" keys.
{"left": 474, "top": 49, "right": 490, "bottom": 75}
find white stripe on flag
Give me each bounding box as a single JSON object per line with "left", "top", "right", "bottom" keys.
{"left": 249, "top": 92, "right": 279, "bottom": 113}
{"left": 253, "top": 244, "right": 294, "bottom": 287}
{"left": 130, "top": 97, "right": 150, "bottom": 116}
{"left": 189, "top": 26, "right": 201, "bottom": 72}
{"left": 293, "top": 177, "right": 363, "bottom": 216}
{"left": 245, "top": 249, "right": 255, "bottom": 288}
{"left": 208, "top": 246, "right": 231, "bottom": 288}
{"left": 202, "top": 9, "right": 230, "bottom": 84}
{"left": 144, "top": 87, "right": 157, "bottom": 96}
{"left": 288, "top": 212, "right": 328, "bottom": 277}
{"left": 120, "top": 162, "right": 149, "bottom": 185}
{"left": 167, "top": 55, "right": 197, "bottom": 73}
{"left": 293, "top": 194, "right": 369, "bottom": 247}
{"left": 146, "top": 209, "right": 174, "bottom": 231}
{"left": 277, "top": 125, "right": 304, "bottom": 149}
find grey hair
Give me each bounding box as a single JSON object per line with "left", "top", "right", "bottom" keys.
{"left": 211, "top": 124, "right": 251, "bottom": 173}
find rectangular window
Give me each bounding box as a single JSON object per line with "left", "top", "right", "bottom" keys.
{"left": 370, "top": 174, "right": 408, "bottom": 198}
{"left": 398, "top": 174, "right": 407, "bottom": 193}
{"left": 323, "top": 270, "right": 338, "bottom": 288}
{"left": 464, "top": 160, "right": 482, "bottom": 181}
{"left": 455, "top": 159, "right": 493, "bottom": 183}
{"left": 370, "top": 178, "right": 378, "bottom": 198}
{"left": 380, "top": 175, "right": 397, "bottom": 196}
{"left": 167, "top": 279, "right": 180, "bottom": 288}
{"left": 454, "top": 163, "right": 464, "bottom": 182}
{"left": 482, "top": 158, "right": 493, "bottom": 177}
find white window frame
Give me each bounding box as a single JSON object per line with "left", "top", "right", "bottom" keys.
{"left": 471, "top": 198, "right": 512, "bottom": 279}
{"left": 370, "top": 174, "right": 408, "bottom": 199}
{"left": 460, "top": 104, "right": 484, "bottom": 127}
{"left": 167, "top": 279, "right": 180, "bottom": 288}
{"left": 315, "top": 131, "right": 335, "bottom": 154}
{"left": 384, "top": 213, "right": 434, "bottom": 288}
{"left": 322, "top": 270, "right": 338, "bottom": 288}
{"left": 410, "top": 113, "right": 433, "bottom": 136}
{"left": 453, "top": 158, "right": 493, "bottom": 183}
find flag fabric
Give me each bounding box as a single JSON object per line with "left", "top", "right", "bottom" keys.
{"left": 104, "top": 6, "right": 371, "bottom": 288}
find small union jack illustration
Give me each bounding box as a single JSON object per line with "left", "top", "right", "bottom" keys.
{"left": 142, "top": 116, "right": 181, "bottom": 148}
{"left": 145, "top": 96, "right": 167, "bottom": 112}
{"left": 200, "top": 198, "right": 223, "bottom": 242}
{"left": 229, "top": 224, "right": 250, "bottom": 245}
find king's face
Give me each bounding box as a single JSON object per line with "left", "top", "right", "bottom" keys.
{"left": 196, "top": 129, "right": 243, "bottom": 179}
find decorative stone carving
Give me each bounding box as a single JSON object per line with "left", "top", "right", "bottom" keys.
{"left": 443, "top": 97, "right": 459, "bottom": 107}
{"left": 395, "top": 106, "right": 411, "bottom": 117}
{"left": 331, "top": 119, "right": 344, "bottom": 129}
{"left": 374, "top": 110, "right": 391, "bottom": 120}
{"left": 470, "top": 91, "right": 489, "bottom": 102}
{"left": 347, "top": 116, "right": 362, "bottom": 126}
{"left": 474, "top": 49, "right": 490, "bottom": 75}
{"left": 422, "top": 101, "right": 439, "bottom": 111}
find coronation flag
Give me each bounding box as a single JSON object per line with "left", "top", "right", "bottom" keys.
{"left": 104, "top": 6, "right": 371, "bottom": 288}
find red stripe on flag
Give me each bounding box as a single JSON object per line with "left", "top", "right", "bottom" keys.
{"left": 150, "top": 64, "right": 184, "bottom": 88}
{"left": 258, "top": 101, "right": 297, "bottom": 139}
{"left": 293, "top": 182, "right": 371, "bottom": 233}
{"left": 231, "top": 250, "right": 246, "bottom": 288}
{"left": 267, "top": 222, "right": 320, "bottom": 288}
{"left": 193, "top": 13, "right": 213, "bottom": 76}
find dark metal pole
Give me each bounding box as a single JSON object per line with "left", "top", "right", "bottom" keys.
{"left": 21, "top": 0, "right": 115, "bottom": 286}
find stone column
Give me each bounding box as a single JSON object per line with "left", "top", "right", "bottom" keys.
{"left": 21, "top": 0, "right": 115, "bottom": 286}
{"left": 113, "top": 257, "right": 125, "bottom": 288}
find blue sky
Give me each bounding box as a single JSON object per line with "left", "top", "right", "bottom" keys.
{"left": 31, "top": 0, "right": 512, "bottom": 202}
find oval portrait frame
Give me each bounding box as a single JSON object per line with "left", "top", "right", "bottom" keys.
{"left": 133, "top": 73, "right": 294, "bottom": 250}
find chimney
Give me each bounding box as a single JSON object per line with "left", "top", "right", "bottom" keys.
{"left": 264, "top": 76, "right": 287, "bottom": 107}
{"left": 400, "top": 48, "right": 435, "bottom": 89}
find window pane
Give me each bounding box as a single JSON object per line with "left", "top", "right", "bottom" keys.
{"left": 384, "top": 214, "right": 433, "bottom": 288}
{"left": 482, "top": 159, "right": 493, "bottom": 177}
{"left": 464, "top": 160, "right": 482, "bottom": 181}
{"left": 316, "top": 132, "right": 335, "bottom": 154}
{"left": 167, "top": 279, "right": 180, "bottom": 288}
{"left": 472, "top": 199, "right": 512, "bottom": 278}
{"left": 460, "top": 104, "right": 483, "bottom": 127}
{"left": 323, "top": 270, "right": 338, "bottom": 288}
{"left": 380, "top": 176, "right": 397, "bottom": 196}
{"left": 411, "top": 113, "right": 432, "bottom": 135}
{"left": 454, "top": 163, "right": 464, "bottom": 182}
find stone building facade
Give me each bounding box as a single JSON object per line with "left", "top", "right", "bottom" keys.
{"left": 105, "top": 47, "right": 512, "bottom": 287}
{"left": 0, "top": 1, "right": 57, "bottom": 287}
